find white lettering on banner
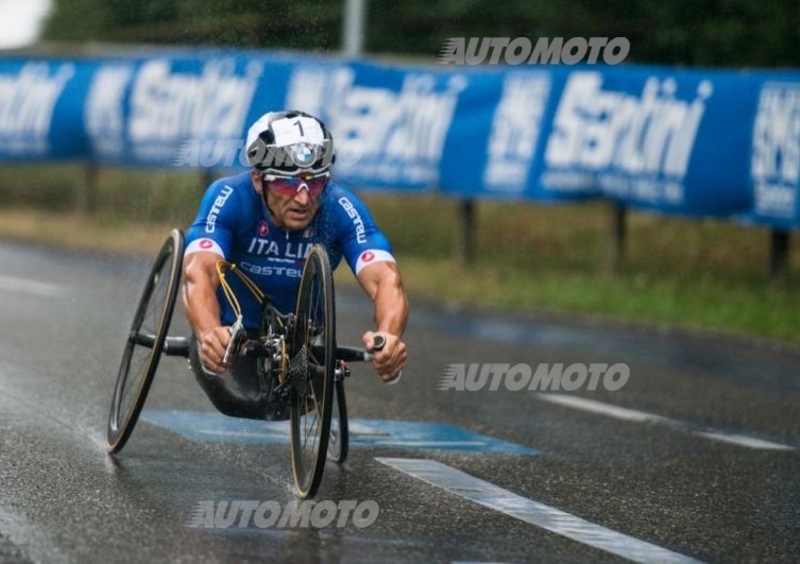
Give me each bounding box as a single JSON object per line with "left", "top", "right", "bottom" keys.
{"left": 751, "top": 82, "right": 800, "bottom": 219}
{"left": 205, "top": 185, "right": 234, "bottom": 233}
{"left": 543, "top": 72, "right": 712, "bottom": 205}
{"left": 85, "top": 65, "right": 136, "bottom": 158}
{"left": 0, "top": 63, "right": 74, "bottom": 155}
{"left": 484, "top": 73, "right": 551, "bottom": 190}
{"left": 338, "top": 197, "right": 367, "bottom": 244}
{"left": 286, "top": 67, "right": 465, "bottom": 185}
{"left": 130, "top": 59, "right": 262, "bottom": 160}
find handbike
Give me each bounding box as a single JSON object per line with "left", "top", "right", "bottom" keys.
{"left": 106, "top": 228, "right": 379, "bottom": 499}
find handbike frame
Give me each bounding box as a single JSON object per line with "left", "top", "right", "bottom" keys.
{"left": 106, "top": 229, "right": 376, "bottom": 499}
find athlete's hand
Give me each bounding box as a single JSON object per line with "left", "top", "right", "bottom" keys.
{"left": 198, "top": 326, "right": 233, "bottom": 374}
{"left": 362, "top": 331, "right": 407, "bottom": 384}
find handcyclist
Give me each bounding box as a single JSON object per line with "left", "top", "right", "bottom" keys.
{"left": 181, "top": 110, "right": 409, "bottom": 419}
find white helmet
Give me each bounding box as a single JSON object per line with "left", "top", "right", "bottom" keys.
{"left": 245, "top": 110, "right": 335, "bottom": 175}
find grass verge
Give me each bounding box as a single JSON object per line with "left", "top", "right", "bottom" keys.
{"left": 1, "top": 164, "right": 799, "bottom": 344}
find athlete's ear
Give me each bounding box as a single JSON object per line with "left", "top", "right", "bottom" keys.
{"left": 250, "top": 169, "right": 264, "bottom": 194}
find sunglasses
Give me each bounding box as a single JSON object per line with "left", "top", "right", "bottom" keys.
{"left": 263, "top": 173, "right": 329, "bottom": 198}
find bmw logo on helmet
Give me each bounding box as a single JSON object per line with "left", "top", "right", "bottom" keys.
{"left": 289, "top": 142, "right": 318, "bottom": 169}
{"left": 245, "top": 110, "right": 335, "bottom": 174}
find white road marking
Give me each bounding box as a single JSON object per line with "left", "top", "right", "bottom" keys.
{"left": 537, "top": 393, "right": 672, "bottom": 424}
{"left": 0, "top": 275, "right": 65, "bottom": 297}
{"left": 371, "top": 440, "right": 487, "bottom": 448}
{"left": 377, "top": 458, "right": 703, "bottom": 564}
{"left": 535, "top": 393, "right": 795, "bottom": 451}
{"left": 693, "top": 431, "right": 794, "bottom": 451}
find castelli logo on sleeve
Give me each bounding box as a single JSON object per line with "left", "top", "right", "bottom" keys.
{"left": 258, "top": 221, "right": 269, "bottom": 236}
{"left": 205, "top": 185, "right": 234, "bottom": 233}
{"left": 361, "top": 251, "right": 375, "bottom": 263}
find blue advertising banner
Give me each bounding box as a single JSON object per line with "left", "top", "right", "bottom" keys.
{"left": 440, "top": 67, "right": 583, "bottom": 202}
{"left": 283, "top": 59, "right": 465, "bottom": 192}
{"left": 538, "top": 66, "right": 757, "bottom": 217}
{"left": 0, "top": 57, "right": 92, "bottom": 160}
{"left": 83, "top": 54, "right": 290, "bottom": 168}
{"left": 1, "top": 51, "right": 800, "bottom": 228}
{"left": 745, "top": 77, "right": 800, "bottom": 229}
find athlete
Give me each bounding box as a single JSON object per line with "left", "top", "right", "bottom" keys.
{"left": 181, "top": 110, "right": 408, "bottom": 419}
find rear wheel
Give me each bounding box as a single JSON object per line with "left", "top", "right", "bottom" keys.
{"left": 107, "top": 229, "right": 184, "bottom": 453}
{"left": 289, "top": 244, "right": 335, "bottom": 498}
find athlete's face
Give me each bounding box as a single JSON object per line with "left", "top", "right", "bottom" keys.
{"left": 251, "top": 170, "right": 325, "bottom": 230}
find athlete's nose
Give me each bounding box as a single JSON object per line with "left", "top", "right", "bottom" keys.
{"left": 293, "top": 183, "right": 311, "bottom": 205}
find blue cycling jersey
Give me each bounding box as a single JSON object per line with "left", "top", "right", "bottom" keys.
{"left": 185, "top": 171, "right": 395, "bottom": 329}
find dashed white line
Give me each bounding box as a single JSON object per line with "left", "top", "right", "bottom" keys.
{"left": 535, "top": 393, "right": 795, "bottom": 451}
{"left": 693, "top": 431, "right": 794, "bottom": 451}
{"left": 377, "top": 457, "right": 703, "bottom": 564}
{"left": 0, "top": 275, "right": 65, "bottom": 297}
{"left": 537, "top": 393, "right": 672, "bottom": 424}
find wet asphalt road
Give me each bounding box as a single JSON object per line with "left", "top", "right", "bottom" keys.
{"left": 0, "top": 239, "right": 798, "bottom": 564}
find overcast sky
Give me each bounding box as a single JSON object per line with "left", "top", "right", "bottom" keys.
{"left": 0, "top": 0, "right": 53, "bottom": 49}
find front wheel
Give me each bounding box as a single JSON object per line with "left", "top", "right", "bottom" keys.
{"left": 289, "top": 244, "right": 335, "bottom": 498}
{"left": 107, "top": 229, "right": 184, "bottom": 453}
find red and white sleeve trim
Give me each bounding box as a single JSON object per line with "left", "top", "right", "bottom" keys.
{"left": 355, "top": 249, "right": 396, "bottom": 275}
{"left": 185, "top": 238, "right": 225, "bottom": 258}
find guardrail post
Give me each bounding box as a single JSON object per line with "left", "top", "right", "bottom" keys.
{"left": 769, "top": 228, "right": 790, "bottom": 286}
{"left": 606, "top": 200, "right": 627, "bottom": 274}
{"left": 457, "top": 198, "right": 476, "bottom": 265}
{"left": 76, "top": 160, "right": 98, "bottom": 215}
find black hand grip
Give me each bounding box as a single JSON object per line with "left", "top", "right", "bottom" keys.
{"left": 371, "top": 333, "right": 386, "bottom": 352}
{"left": 369, "top": 333, "right": 402, "bottom": 384}
{"left": 222, "top": 315, "right": 245, "bottom": 365}
{"left": 360, "top": 334, "right": 386, "bottom": 362}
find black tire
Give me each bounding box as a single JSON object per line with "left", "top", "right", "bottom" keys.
{"left": 327, "top": 378, "right": 349, "bottom": 464}
{"left": 289, "top": 244, "right": 335, "bottom": 498}
{"left": 107, "top": 229, "right": 184, "bottom": 453}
